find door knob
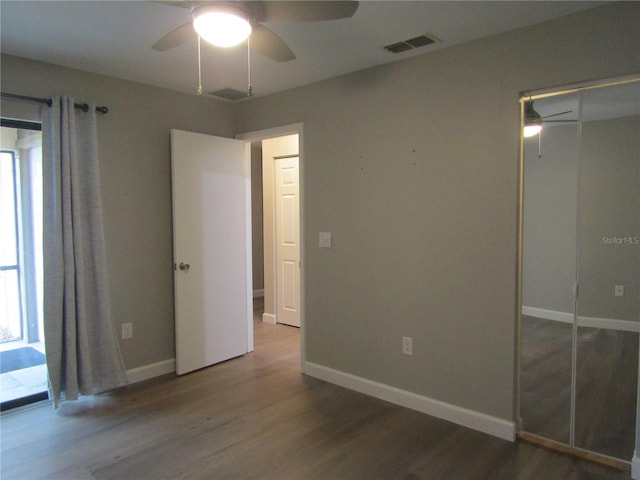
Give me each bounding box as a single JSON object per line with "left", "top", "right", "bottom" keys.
{"left": 179, "top": 262, "right": 190, "bottom": 272}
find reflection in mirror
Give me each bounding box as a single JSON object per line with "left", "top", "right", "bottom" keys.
{"left": 520, "top": 92, "right": 579, "bottom": 445}
{"left": 519, "top": 79, "right": 640, "bottom": 463}
{"left": 574, "top": 82, "right": 639, "bottom": 460}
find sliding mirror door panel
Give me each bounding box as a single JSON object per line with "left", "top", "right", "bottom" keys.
{"left": 520, "top": 79, "right": 640, "bottom": 463}
{"left": 520, "top": 92, "right": 579, "bottom": 444}
{"left": 574, "top": 82, "right": 640, "bottom": 460}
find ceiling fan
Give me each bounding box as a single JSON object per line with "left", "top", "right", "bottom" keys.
{"left": 524, "top": 100, "right": 574, "bottom": 137}
{"left": 152, "top": 1, "right": 360, "bottom": 62}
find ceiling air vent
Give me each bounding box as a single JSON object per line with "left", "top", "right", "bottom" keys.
{"left": 384, "top": 34, "right": 436, "bottom": 54}
{"left": 209, "top": 88, "right": 249, "bottom": 101}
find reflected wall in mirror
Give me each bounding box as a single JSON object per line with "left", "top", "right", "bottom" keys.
{"left": 519, "top": 78, "right": 640, "bottom": 463}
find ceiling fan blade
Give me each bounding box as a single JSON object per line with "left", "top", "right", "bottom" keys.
{"left": 542, "top": 110, "right": 573, "bottom": 119}
{"left": 543, "top": 120, "right": 578, "bottom": 123}
{"left": 250, "top": 24, "right": 295, "bottom": 62}
{"left": 249, "top": 1, "right": 359, "bottom": 22}
{"left": 152, "top": 22, "right": 194, "bottom": 51}
{"left": 154, "top": 1, "right": 198, "bottom": 9}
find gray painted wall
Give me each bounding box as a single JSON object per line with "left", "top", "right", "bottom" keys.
{"left": 233, "top": 2, "right": 640, "bottom": 420}
{"left": 523, "top": 115, "right": 640, "bottom": 323}
{"left": 1, "top": 2, "right": 638, "bottom": 424}
{"left": 578, "top": 116, "right": 639, "bottom": 321}
{"left": 251, "top": 142, "right": 264, "bottom": 293}
{"left": 523, "top": 124, "right": 579, "bottom": 315}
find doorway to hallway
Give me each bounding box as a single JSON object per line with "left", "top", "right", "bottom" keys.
{"left": 241, "top": 125, "right": 304, "bottom": 363}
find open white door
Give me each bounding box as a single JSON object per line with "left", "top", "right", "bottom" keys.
{"left": 171, "top": 129, "right": 252, "bottom": 375}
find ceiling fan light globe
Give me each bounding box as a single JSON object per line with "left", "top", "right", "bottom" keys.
{"left": 193, "top": 11, "right": 252, "bottom": 48}
{"left": 523, "top": 124, "right": 542, "bottom": 137}
{"left": 523, "top": 100, "right": 543, "bottom": 137}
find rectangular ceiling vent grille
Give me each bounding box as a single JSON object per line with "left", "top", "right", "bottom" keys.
{"left": 384, "top": 34, "right": 436, "bottom": 54}
{"left": 209, "top": 88, "right": 249, "bottom": 101}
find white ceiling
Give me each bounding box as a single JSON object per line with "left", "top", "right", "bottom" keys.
{"left": 1, "top": 1, "right": 610, "bottom": 100}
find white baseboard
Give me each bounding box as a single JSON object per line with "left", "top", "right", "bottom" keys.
{"left": 632, "top": 453, "right": 639, "bottom": 480}
{"left": 522, "top": 306, "right": 573, "bottom": 324}
{"left": 253, "top": 289, "right": 264, "bottom": 298}
{"left": 578, "top": 315, "right": 639, "bottom": 333}
{"left": 522, "top": 306, "right": 640, "bottom": 333}
{"left": 262, "top": 312, "right": 276, "bottom": 324}
{"left": 303, "top": 361, "right": 516, "bottom": 442}
{"left": 127, "top": 358, "right": 175, "bottom": 384}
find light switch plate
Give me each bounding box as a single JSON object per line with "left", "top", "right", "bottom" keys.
{"left": 122, "top": 322, "right": 133, "bottom": 339}
{"left": 402, "top": 336, "right": 413, "bottom": 356}
{"left": 319, "top": 232, "right": 332, "bottom": 248}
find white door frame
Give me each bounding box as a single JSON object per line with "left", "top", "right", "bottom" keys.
{"left": 236, "top": 123, "right": 306, "bottom": 370}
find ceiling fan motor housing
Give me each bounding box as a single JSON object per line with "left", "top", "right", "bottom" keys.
{"left": 525, "top": 101, "right": 543, "bottom": 126}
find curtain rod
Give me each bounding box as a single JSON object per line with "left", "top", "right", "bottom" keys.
{"left": 1, "top": 92, "right": 109, "bottom": 114}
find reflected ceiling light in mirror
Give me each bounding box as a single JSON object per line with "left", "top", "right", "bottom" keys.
{"left": 523, "top": 100, "right": 543, "bottom": 137}
{"left": 193, "top": 5, "right": 252, "bottom": 48}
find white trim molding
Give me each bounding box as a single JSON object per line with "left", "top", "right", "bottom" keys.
{"left": 578, "top": 315, "right": 640, "bottom": 333}
{"left": 522, "top": 306, "right": 640, "bottom": 333}
{"left": 262, "top": 312, "right": 276, "bottom": 324}
{"left": 253, "top": 289, "right": 264, "bottom": 298}
{"left": 303, "top": 361, "right": 516, "bottom": 442}
{"left": 522, "top": 306, "right": 573, "bottom": 324}
{"left": 632, "top": 453, "right": 639, "bottom": 480}
{"left": 126, "top": 359, "right": 175, "bottom": 384}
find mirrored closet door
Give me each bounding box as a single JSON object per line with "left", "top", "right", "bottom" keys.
{"left": 519, "top": 78, "right": 640, "bottom": 464}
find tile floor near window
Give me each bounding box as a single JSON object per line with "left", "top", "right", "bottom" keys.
{"left": 0, "top": 364, "right": 48, "bottom": 403}
{"left": 0, "top": 343, "right": 48, "bottom": 404}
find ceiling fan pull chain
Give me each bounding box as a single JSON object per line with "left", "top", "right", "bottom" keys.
{"left": 538, "top": 129, "right": 542, "bottom": 158}
{"left": 197, "top": 35, "right": 203, "bottom": 96}
{"left": 247, "top": 36, "right": 252, "bottom": 97}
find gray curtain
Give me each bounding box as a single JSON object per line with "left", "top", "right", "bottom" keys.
{"left": 42, "top": 97, "right": 128, "bottom": 407}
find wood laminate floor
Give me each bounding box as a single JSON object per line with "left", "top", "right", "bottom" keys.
{"left": 520, "top": 316, "right": 638, "bottom": 461}
{"left": 0, "top": 306, "right": 633, "bottom": 480}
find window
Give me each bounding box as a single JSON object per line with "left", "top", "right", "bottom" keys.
{"left": 0, "top": 148, "right": 23, "bottom": 341}
{"left": 0, "top": 119, "right": 47, "bottom": 408}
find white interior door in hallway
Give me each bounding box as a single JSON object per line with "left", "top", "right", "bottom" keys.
{"left": 275, "top": 155, "right": 300, "bottom": 327}
{"left": 171, "top": 129, "right": 253, "bottom": 375}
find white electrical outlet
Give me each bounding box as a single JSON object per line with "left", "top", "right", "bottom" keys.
{"left": 122, "top": 323, "right": 133, "bottom": 339}
{"left": 615, "top": 285, "right": 624, "bottom": 297}
{"left": 402, "top": 336, "right": 413, "bottom": 356}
